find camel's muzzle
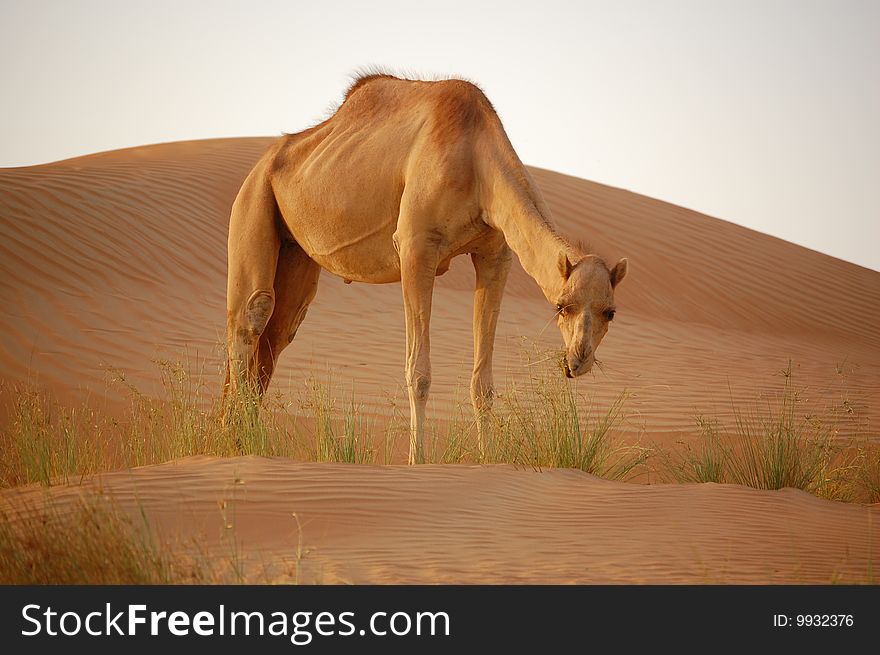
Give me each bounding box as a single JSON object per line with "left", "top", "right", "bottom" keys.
{"left": 564, "top": 353, "right": 593, "bottom": 378}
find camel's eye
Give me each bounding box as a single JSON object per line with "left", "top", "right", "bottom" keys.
{"left": 604, "top": 309, "right": 616, "bottom": 322}
{"left": 556, "top": 304, "right": 566, "bottom": 317}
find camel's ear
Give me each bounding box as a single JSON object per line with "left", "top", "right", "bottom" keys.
{"left": 610, "top": 258, "right": 628, "bottom": 288}
{"left": 558, "top": 252, "right": 573, "bottom": 280}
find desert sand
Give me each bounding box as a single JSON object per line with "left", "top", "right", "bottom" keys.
{"left": 4, "top": 456, "right": 878, "bottom": 583}
{"left": 1, "top": 138, "right": 878, "bottom": 582}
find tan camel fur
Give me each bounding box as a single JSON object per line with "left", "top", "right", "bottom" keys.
{"left": 224, "top": 74, "right": 628, "bottom": 463}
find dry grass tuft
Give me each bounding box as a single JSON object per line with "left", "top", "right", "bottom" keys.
{"left": 0, "top": 495, "right": 205, "bottom": 584}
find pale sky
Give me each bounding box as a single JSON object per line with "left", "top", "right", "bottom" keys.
{"left": 2, "top": 0, "right": 878, "bottom": 270}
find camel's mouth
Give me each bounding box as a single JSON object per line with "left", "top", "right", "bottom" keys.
{"left": 562, "top": 355, "right": 596, "bottom": 378}
{"left": 562, "top": 359, "right": 573, "bottom": 378}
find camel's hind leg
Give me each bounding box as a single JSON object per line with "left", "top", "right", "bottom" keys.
{"left": 254, "top": 238, "right": 321, "bottom": 392}
{"left": 223, "top": 163, "right": 280, "bottom": 407}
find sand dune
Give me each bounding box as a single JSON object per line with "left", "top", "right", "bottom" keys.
{"left": 3, "top": 456, "right": 877, "bottom": 583}
{"left": 1, "top": 137, "right": 878, "bottom": 443}
{"left": 2, "top": 138, "right": 879, "bottom": 583}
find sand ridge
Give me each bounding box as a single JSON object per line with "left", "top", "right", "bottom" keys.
{"left": 3, "top": 456, "right": 876, "bottom": 583}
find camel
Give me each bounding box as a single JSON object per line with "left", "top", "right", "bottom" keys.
{"left": 224, "top": 74, "right": 628, "bottom": 464}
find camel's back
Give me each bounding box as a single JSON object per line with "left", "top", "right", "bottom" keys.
{"left": 266, "top": 76, "right": 503, "bottom": 282}
{"left": 274, "top": 76, "right": 498, "bottom": 181}
{"left": 333, "top": 74, "right": 498, "bottom": 145}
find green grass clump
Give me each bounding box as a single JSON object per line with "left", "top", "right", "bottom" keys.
{"left": 425, "top": 349, "right": 649, "bottom": 480}
{"left": 725, "top": 366, "right": 836, "bottom": 495}
{"left": 303, "top": 376, "right": 374, "bottom": 464}
{"left": 120, "top": 359, "right": 298, "bottom": 463}
{"left": 0, "top": 388, "right": 104, "bottom": 487}
{"left": 661, "top": 363, "right": 870, "bottom": 501}
{"left": 491, "top": 375, "right": 648, "bottom": 480}
{"left": 663, "top": 416, "right": 728, "bottom": 484}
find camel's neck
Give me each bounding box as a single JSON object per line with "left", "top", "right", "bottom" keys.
{"left": 484, "top": 165, "right": 578, "bottom": 302}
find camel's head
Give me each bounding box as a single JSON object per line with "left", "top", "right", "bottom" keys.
{"left": 553, "top": 254, "right": 628, "bottom": 378}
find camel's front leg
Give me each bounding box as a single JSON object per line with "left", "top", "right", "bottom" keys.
{"left": 471, "top": 244, "right": 512, "bottom": 459}
{"left": 397, "top": 237, "right": 439, "bottom": 464}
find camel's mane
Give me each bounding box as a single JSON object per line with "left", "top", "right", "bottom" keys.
{"left": 341, "top": 68, "right": 496, "bottom": 112}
